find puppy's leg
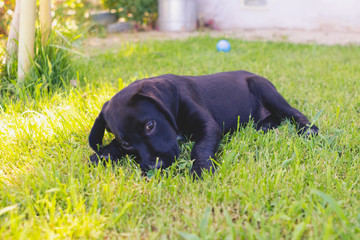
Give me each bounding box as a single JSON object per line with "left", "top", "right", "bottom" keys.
{"left": 248, "top": 76, "right": 319, "bottom": 135}
{"left": 190, "top": 119, "right": 222, "bottom": 178}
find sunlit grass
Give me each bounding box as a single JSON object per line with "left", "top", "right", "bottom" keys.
{"left": 0, "top": 36, "right": 359, "bottom": 239}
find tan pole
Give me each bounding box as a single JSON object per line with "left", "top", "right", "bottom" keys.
{"left": 39, "top": 0, "right": 52, "bottom": 45}
{"left": 17, "top": 0, "right": 36, "bottom": 83}
{"left": 5, "top": 0, "right": 21, "bottom": 65}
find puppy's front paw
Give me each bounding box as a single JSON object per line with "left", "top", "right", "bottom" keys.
{"left": 89, "top": 153, "right": 101, "bottom": 165}
{"left": 89, "top": 153, "right": 114, "bottom": 165}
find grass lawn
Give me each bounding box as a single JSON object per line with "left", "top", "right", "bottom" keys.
{"left": 0, "top": 36, "right": 359, "bottom": 239}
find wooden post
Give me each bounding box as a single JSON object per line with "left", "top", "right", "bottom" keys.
{"left": 17, "top": 0, "right": 36, "bottom": 83}
{"left": 5, "top": 0, "right": 21, "bottom": 64}
{"left": 39, "top": 0, "right": 52, "bottom": 45}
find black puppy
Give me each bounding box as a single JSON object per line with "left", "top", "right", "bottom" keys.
{"left": 89, "top": 71, "right": 318, "bottom": 176}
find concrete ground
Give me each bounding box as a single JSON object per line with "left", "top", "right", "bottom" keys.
{"left": 84, "top": 28, "right": 360, "bottom": 51}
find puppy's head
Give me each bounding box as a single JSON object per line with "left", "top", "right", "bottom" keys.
{"left": 89, "top": 79, "right": 180, "bottom": 171}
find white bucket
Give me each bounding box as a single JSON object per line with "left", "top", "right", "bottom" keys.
{"left": 158, "top": 0, "right": 197, "bottom": 32}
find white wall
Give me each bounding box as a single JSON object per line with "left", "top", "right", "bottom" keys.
{"left": 197, "top": 0, "right": 360, "bottom": 32}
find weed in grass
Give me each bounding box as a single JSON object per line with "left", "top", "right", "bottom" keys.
{"left": 0, "top": 29, "right": 82, "bottom": 103}
{"left": 0, "top": 37, "right": 359, "bottom": 239}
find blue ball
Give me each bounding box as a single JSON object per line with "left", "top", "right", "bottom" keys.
{"left": 216, "top": 40, "right": 231, "bottom": 52}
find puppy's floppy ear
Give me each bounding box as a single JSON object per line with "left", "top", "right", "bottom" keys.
{"left": 89, "top": 101, "right": 109, "bottom": 152}
{"left": 136, "top": 80, "right": 179, "bottom": 131}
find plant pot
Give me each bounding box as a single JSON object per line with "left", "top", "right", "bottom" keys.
{"left": 158, "top": 0, "right": 197, "bottom": 32}
{"left": 90, "top": 11, "right": 118, "bottom": 26}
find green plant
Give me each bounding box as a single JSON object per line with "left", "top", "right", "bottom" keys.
{"left": 0, "top": 28, "right": 81, "bottom": 100}
{"left": 101, "top": 0, "right": 158, "bottom": 26}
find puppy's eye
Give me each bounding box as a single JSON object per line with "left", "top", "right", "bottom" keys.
{"left": 121, "top": 141, "right": 132, "bottom": 150}
{"left": 144, "top": 120, "right": 156, "bottom": 135}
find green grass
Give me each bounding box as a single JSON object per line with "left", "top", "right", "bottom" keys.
{"left": 0, "top": 29, "right": 82, "bottom": 101}
{"left": 1, "top": 36, "right": 360, "bottom": 239}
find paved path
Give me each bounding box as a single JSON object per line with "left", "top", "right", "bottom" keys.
{"left": 84, "top": 29, "right": 360, "bottom": 52}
